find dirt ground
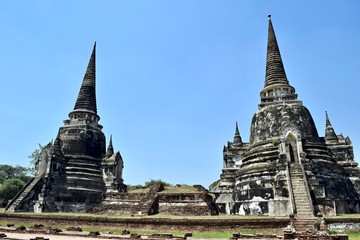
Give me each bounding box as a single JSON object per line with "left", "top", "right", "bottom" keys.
{"left": 0, "top": 232, "right": 231, "bottom": 240}
{"left": 1, "top": 232, "right": 114, "bottom": 240}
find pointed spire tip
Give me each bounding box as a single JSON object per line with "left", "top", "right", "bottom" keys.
{"left": 233, "top": 121, "right": 242, "bottom": 144}
{"left": 72, "top": 43, "right": 97, "bottom": 114}
{"left": 268, "top": 14, "right": 271, "bottom": 20}
{"left": 106, "top": 134, "right": 114, "bottom": 158}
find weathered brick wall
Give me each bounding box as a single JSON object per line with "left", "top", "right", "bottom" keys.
{"left": 97, "top": 184, "right": 218, "bottom": 216}
{"left": 0, "top": 213, "right": 289, "bottom": 232}
{"left": 158, "top": 193, "right": 217, "bottom": 215}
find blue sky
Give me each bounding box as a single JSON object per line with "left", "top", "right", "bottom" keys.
{"left": 0, "top": 1, "right": 359, "bottom": 187}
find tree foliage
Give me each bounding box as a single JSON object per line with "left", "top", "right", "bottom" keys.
{"left": 0, "top": 144, "right": 49, "bottom": 208}
{"left": 144, "top": 179, "right": 170, "bottom": 188}
{"left": 128, "top": 179, "right": 171, "bottom": 191}
{"left": 0, "top": 164, "right": 31, "bottom": 184}
{"left": 0, "top": 178, "right": 25, "bottom": 207}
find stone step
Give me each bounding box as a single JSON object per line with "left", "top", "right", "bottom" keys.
{"left": 297, "top": 211, "right": 313, "bottom": 215}
{"left": 5, "top": 177, "right": 41, "bottom": 212}
{"left": 293, "top": 194, "right": 309, "bottom": 197}
{"left": 293, "top": 193, "right": 308, "bottom": 196}
{"left": 295, "top": 203, "right": 312, "bottom": 207}
{"left": 296, "top": 205, "right": 312, "bottom": 208}
{"left": 68, "top": 159, "right": 101, "bottom": 165}
{"left": 296, "top": 204, "right": 311, "bottom": 211}
{"left": 294, "top": 199, "right": 312, "bottom": 203}
{"left": 293, "top": 219, "right": 317, "bottom": 229}
{"left": 289, "top": 165, "right": 314, "bottom": 217}
{"left": 294, "top": 224, "right": 315, "bottom": 228}
{"left": 66, "top": 166, "right": 102, "bottom": 174}
{"left": 296, "top": 207, "right": 313, "bottom": 211}
{"left": 294, "top": 201, "right": 312, "bottom": 204}
{"left": 66, "top": 187, "right": 104, "bottom": 193}
{"left": 66, "top": 171, "right": 103, "bottom": 178}
{"left": 66, "top": 161, "right": 101, "bottom": 167}
{"left": 293, "top": 191, "right": 307, "bottom": 194}
{"left": 296, "top": 203, "right": 312, "bottom": 206}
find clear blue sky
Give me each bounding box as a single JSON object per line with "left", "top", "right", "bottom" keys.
{"left": 0, "top": 1, "right": 359, "bottom": 187}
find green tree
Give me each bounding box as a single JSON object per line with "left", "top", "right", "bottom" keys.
{"left": 144, "top": 179, "right": 171, "bottom": 188}
{"left": 0, "top": 164, "right": 31, "bottom": 184}
{"left": 0, "top": 179, "right": 25, "bottom": 207}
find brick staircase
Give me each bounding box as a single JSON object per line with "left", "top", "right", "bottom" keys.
{"left": 283, "top": 217, "right": 349, "bottom": 240}
{"left": 133, "top": 183, "right": 163, "bottom": 215}
{"left": 5, "top": 177, "right": 42, "bottom": 213}
{"left": 292, "top": 218, "right": 317, "bottom": 232}
{"left": 289, "top": 164, "right": 313, "bottom": 216}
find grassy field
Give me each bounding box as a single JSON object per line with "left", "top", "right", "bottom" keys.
{"left": 346, "top": 231, "right": 360, "bottom": 240}
{"left": 0, "top": 221, "right": 282, "bottom": 238}
{"left": 0, "top": 208, "right": 288, "bottom": 219}
{"left": 161, "top": 185, "right": 201, "bottom": 193}
{"left": 327, "top": 214, "right": 360, "bottom": 218}
{"left": 2, "top": 209, "right": 360, "bottom": 239}
{"left": 2, "top": 221, "right": 359, "bottom": 239}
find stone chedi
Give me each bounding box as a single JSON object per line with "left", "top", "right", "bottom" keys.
{"left": 102, "top": 135, "right": 126, "bottom": 192}
{"left": 5, "top": 43, "right": 126, "bottom": 213}
{"left": 213, "top": 16, "right": 360, "bottom": 216}
{"left": 5, "top": 43, "right": 216, "bottom": 216}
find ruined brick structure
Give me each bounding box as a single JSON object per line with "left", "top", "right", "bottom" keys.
{"left": 5, "top": 43, "right": 126, "bottom": 213}
{"left": 5, "top": 43, "right": 216, "bottom": 216}
{"left": 213, "top": 16, "right": 360, "bottom": 216}
{"left": 96, "top": 184, "right": 218, "bottom": 216}
{"left": 102, "top": 135, "right": 127, "bottom": 193}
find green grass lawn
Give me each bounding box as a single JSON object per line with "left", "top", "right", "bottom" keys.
{"left": 328, "top": 214, "right": 360, "bottom": 218}
{"left": 347, "top": 231, "right": 360, "bottom": 240}
{"left": 2, "top": 220, "right": 359, "bottom": 239}
{"left": 0, "top": 221, "right": 282, "bottom": 238}
{"left": 161, "top": 185, "right": 201, "bottom": 193}
{"left": 1, "top": 209, "right": 289, "bottom": 219}
{"left": 2, "top": 210, "right": 360, "bottom": 239}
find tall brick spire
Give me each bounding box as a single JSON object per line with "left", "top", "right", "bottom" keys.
{"left": 260, "top": 16, "right": 297, "bottom": 105}
{"left": 264, "top": 15, "right": 288, "bottom": 88}
{"left": 325, "top": 111, "right": 338, "bottom": 143}
{"left": 106, "top": 135, "right": 114, "bottom": 158}
{"left": 73, "top": 42, "right": 97, "bottom": 114}
{"left": 233, "top": 122, "right": 242, "bottom": 145}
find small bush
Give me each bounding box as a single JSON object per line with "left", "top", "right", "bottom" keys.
{"left": 144, "top": 179, "right": 170, "bottom": 188}
{"left": 0, "top": 179, "right": 25, "bottom": 207}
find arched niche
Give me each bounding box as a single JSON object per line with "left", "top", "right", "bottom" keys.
{"left": 285, "top": 133, "right": 299, "bottom": 163}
